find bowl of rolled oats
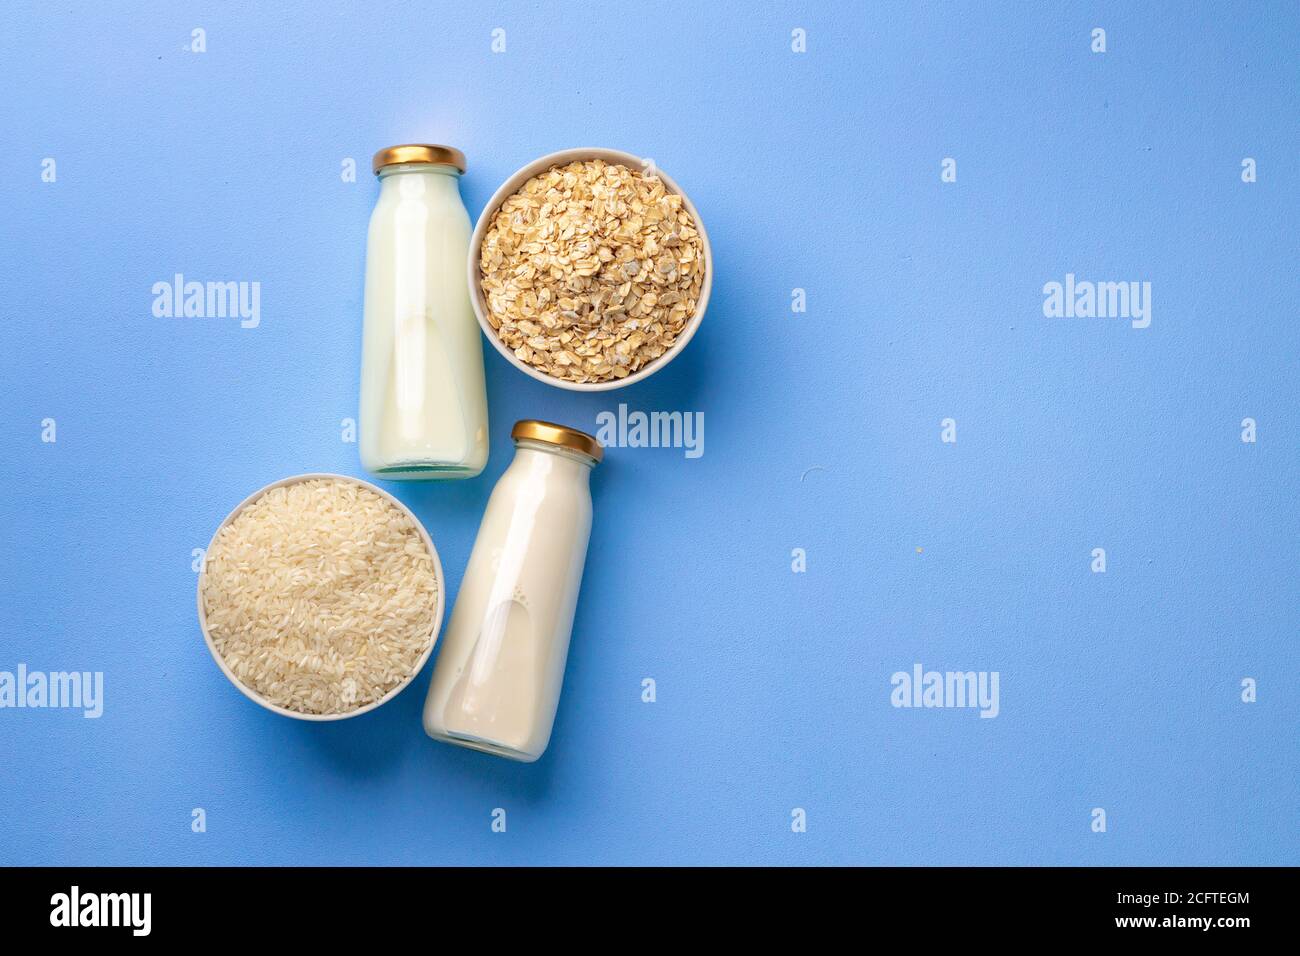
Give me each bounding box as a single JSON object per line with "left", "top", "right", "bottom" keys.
{"left": 470, "top": 148, "right": 712, "bottom": 390}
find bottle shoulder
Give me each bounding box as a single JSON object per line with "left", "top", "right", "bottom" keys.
{"left": 370, "top": 192, "right": 469, "bottom": 222}
{"left": 492, "top": 458, "right": 592, "bottom": 508}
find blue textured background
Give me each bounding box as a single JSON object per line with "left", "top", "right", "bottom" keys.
{"left": 1, "top": 2, "right": 1296, "bottom": 866}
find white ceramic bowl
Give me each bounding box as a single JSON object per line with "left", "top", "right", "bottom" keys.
{"left": 468, "top": 147, "right": 713, "bottom": 392}
{"left": 196, "top": 473, "right": 445, "bottom": 721}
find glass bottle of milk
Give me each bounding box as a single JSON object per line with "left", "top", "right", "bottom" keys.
{"left": 359, "top": 144, "right": 489, "bottom": 479}
{"left": 423, "top": 420, "right": 602, "bottom": 762}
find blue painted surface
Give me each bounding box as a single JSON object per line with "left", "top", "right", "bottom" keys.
{"left": 0, "top": 1, "right": 1295, "bottom": 865}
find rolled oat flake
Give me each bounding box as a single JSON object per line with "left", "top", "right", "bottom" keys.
{"left": 478, "top": 159, "right": 705, "bottom": 384}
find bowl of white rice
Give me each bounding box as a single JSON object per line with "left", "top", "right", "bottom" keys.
{"left": 196, "top": 474, "right": 444, "bottom": 720}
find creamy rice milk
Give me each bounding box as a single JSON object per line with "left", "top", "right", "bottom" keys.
{"left": 424, "top": 422, "right": 601, "bottom": 761}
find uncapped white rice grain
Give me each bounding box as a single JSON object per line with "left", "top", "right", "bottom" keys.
{"left": 201, "top": 478, "right": 438, "bottom": 715}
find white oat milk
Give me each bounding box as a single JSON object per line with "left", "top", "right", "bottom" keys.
{"left": 359, "top": 144, "right": 489, "bottom": 479}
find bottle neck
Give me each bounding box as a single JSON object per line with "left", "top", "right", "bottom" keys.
{"left": 377, "top": 163, "right": 462, "bottom": 199}
{"left": 512, "top": 439, "right": 596, "bottom": 482}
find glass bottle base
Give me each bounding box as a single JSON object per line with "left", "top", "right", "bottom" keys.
{"left": 370, "top": 462, "right": 484, "bottom": 481}
{"left": 425, "top": 728, "right": 540, "bottom": 763}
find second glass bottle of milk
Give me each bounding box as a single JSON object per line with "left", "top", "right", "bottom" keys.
{"left": 424, "top": 420, "right": 602, "bottom": 762}
{"left": 359, "top": 144, "right": 489, "bottom": 479}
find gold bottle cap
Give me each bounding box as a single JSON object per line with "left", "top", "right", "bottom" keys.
{"left": 372, "top": 144, "right": 467, "bottom": 175}
{"left": 512, "top": 420, "right": 604, "bottom": 464}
